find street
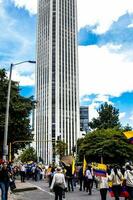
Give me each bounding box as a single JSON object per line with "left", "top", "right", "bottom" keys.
{"left": 12, "top": 179, "right": 125, "bottom": 200}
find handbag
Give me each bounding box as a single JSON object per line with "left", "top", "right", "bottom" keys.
{"left": 9, "top": 179, "right": 16, "bottom": 191}
{"left": 54, "top": 182, "right": 65, "bottom": 189}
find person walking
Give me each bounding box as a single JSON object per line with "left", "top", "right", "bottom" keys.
{"left": 85, "top": 165, "right": 93, "bottom": 195}
{"left": 124, "top": 164, "right": 133, "bottom": 200}
{"left": 50, "top": 167, "right": 67, "bottom": 200}
{"left": 20, "top": 164, "right": 26, "bottom": 182}
{"left": 1, "top": 163, "right": 11, "bottom": 200}
{"left": 97, "top": 174, "right": 109, "bottom": 200}
{"left": 47, "top": 165, "right": 53, "bottom": 187}
{"left": 109, "top": 166, "right": 123, "bottom": 200}
{"left": 78, "top": 166, "right": 83, "bottom": 191}
{"left": 65, "top": 165, "right": 74, "bottom": 191}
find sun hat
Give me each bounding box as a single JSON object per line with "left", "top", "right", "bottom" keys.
{"left": 56, "top": 166, "right": 62, "bottom": 172}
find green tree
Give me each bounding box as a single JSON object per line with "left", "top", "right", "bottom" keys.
{"left": 19, "top": 147, "right": 37, "bottom": 163}
{"left": 123, "top": 124, "right": 132, "bottom": 131}
{"left": 77, "top": 128, "right": 133, "bottom": 165}
{"left": 0, "top": 69, "right": 35, "bottom": 158}
{"left": 89, "top": 102, "right": 121, "bottom": 130}
{"left": 54, "top": 140, "right": 67, "bottom": 160}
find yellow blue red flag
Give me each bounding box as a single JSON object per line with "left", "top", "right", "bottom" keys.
{"left": 92, "top": 162, "right": 107, "bottom": 177}
{"left": 123, "top": 131, "right": 133, "bottom": 144}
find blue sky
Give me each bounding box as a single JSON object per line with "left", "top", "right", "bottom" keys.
{"left": 1, "top": 0, "right": 133, "bottom": 127}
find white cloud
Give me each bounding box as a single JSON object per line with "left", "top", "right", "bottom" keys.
{"left": 94, "top": 94, "right": 113, "bottom": 104}
{"left": 81, "top": 96, "right": 91, "bottom": 102}
{"left": 10, "top": 0, "right": 133, "bottom": 33}
{"left": 79, "top": 45, "right": 133, "bottom": 97}
{"left": 119, "top": 112, "right": 126, "bottom": 119}
{"left": 11, "top": 71, "right": 35, "bottom": 86}
{"left": 89, "top": 102, "right": 99, "bottom": 121}
{"left": 107, "top": 44, "right": 122, "bottom": 51}
{"left": 11, "top": 0, "right": 37, "bottom": 15}
{"left": 128, "top": 23, "right": 133, "bottom": 28}
{"left": 77, "top": 0, "right": 133, "bottom": 33}
{"left": 10, "top": 63, "right": 35, "bottom": 86}
{"left": 129, "top": 113, "right": 133, "bottom": 121}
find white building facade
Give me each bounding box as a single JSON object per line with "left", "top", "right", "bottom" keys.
{"left": 36, "top": 0, "right": 79, "bottom": 164}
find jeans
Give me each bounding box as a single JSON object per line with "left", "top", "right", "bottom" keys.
{"left": 86, "top": 179, "right": 93, "bottom": 195}
{"left": 0, "top": 181, "right": 6, "bottom": 200}
{"left": 100, "top": 188, "right": 107, "bottom": 200}
{"left": 126, "top": 186, "right": 133, "bottom": 199}
{"left": 112, "top": 184, "right": 122, "bottom": 200}
{"left": 20, "top": 171, "right": 25, "bottom": 182}
{"left": 79, "top": 177, "right": 83, "bottom": 191}
{"left": 67, "top": 177, "right": 74, "bottom": 191}
{"left": 4, "top": 182, "right": 9, "bottom": 200}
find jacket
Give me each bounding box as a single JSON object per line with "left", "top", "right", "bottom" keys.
{"left": 124, "top": 170, "right": 133, "bottom": 187}
{"left": 109, "top": 170, "right": 123, "bottom": 186}
{"left": 50, "top": 172, "right": 67, "bottom": 190}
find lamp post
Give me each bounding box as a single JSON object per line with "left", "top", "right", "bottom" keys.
{"left": 3, "top": 60, "right": 36, "bottom": 161}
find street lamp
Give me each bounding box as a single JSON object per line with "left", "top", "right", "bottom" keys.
{"left": 3, "top": 60, "right": 36, "bottom": 160}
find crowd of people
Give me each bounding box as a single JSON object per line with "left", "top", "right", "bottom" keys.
{"left": 0, "top": 161, "right": 133, "bottom": 200}
{"left": 0, "top": 161, "right": 47, "bottom": 200}
{"left": 47, "top": 162, "right": 133, "bottom": 200}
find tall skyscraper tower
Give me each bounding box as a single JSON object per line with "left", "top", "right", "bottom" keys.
{"left": 36, "top": 0, "right": 79, "bottom": 164}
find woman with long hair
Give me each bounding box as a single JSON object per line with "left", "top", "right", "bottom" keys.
{"left": 109, "top": 166, "right": 123, "bottom": 200}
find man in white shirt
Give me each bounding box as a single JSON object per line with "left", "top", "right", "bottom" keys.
{"left": 85, "top": 165, "right": 93, "bottom": 195}
{"left": 20, "top": 164, "right": 26, "bottom": 182}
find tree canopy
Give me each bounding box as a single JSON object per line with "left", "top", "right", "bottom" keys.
{"left": 19, "top": 147, "right": 37, "bottom": 163}
{"left": 54, "top": 140, "right": 67, "bottom": 160}
{"left": 0, "top": 69, "right": 35, "bottom": 158}
{"left": 77, "top": 128, "right": 133, "bottom": 165}
{"left": 89, "top": 102, "right": 121, "bottom": 130}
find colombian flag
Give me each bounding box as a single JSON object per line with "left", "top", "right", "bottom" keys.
{"left": 123, "top": 131, "right": 133, "bottom": 144}
{"left": 83, "top": 157, "right": 87, "bottom": 175}
{"left": 92, "top": 163, "right": 107, "bottom": 177}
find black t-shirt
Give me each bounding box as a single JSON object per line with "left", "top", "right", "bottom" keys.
{"left": 0, "top": 168, "right": 9, "bottom": 182}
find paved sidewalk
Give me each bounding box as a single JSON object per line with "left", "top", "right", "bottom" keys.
{"left": 7, "top": 180, "right": 37, "bottom": 200}
{"left": 14, "top": 180, "right": 37, "bottom": 192}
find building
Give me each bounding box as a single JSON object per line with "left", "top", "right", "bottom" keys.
{"left": 80, "top": 106, "right": 89, "bottom": 135}
{"left": 36, "top": 0, "right": 79, "bottom": 164}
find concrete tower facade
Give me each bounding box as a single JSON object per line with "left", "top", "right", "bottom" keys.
{"left": 36, "top": 0, "right": 79, "bottom": 164}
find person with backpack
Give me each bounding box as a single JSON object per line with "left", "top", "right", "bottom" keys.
{"left": 109, "top": 166, "right": 123, "bottom": 200}
{"left": 50, "top": 167, "right": 67, "bottom": 200}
